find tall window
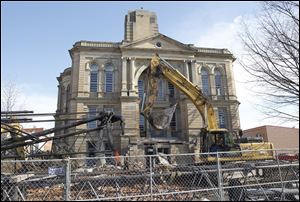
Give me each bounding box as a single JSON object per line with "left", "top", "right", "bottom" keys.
{"left": 66, "top": 85, "right": 70, "bottom": 112}
{"left": 215, "top": 69, "right": 223, "bottom": 96}
{"left": 139, "top": 115, "right": 145, "bottom": 132}
{"left": 64, "top": 120, "right": 69, "bottom": 135}
{"left": 86, "top": 142, "right": 96, "bottom": 167}
{"left": 170, "top": 112, "right": 177, "bottom": 131}
{"left": 201, "top": 69, "right": 210, "bottom": 96}
{"left": 60, "top": 86, "right": 65, "bottom": 112}
{"left": 138, "top": 80, "right": 144, "bottom": 98}
{"left": 87, "top": 106, "right": 97, "bottom": 129}
{"left": 90, "top": 64, "right": 98, "bottom": 93}
{"left": 218, "top": 107, "right": 227, "bottom": 128}
{"left": 138, "top": 80, "right": 145, "bottom": 132}
{"left": 150, "top": 17, "right": 156, "bottom": 23}
{"left": 105, "top": 64, "right": 113, "bottom": 93}
{"left": 158, "top": 79, "right": 163, "bottom": 100}
{"left": 168, "top": 82, "right": 175, "bottom": 98}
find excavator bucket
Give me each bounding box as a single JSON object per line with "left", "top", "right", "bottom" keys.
{"left": 145, "top": 104, "right": 177, "bottom": 130}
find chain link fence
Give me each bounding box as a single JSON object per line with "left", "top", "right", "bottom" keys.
{"left": 1, "top": 149, "right": 299, "bottom": 201}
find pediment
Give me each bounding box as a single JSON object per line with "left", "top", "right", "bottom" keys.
{"left": 121, "top": 34, "right": 196, "bottom": 52}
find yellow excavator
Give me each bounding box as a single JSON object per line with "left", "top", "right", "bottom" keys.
{"left": 142, "top": 54, "right": 274, "bottom": 162}
{"left": 1, "top": 122, "right": 25, "bottom": 160}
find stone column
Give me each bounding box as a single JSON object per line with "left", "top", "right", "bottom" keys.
{"left": 99, "top": 64, "right": 104, "bottom": 93}
{"left": 226, "top": 61, "right": 236, "bottom": 98}
{"left": 129, "top": 57, "right": 136, "bottom": 96}
{"left": 190, "top": 60, "right": 197, "bottom": 84}
{"left": 120, "top": 97, "right": 140, "bottom": 155}
{"left": 184, "top": 60, "right": 190, "bottom": 81}
{"left": 121, "top": 57, "right": 128, "bottom": 96}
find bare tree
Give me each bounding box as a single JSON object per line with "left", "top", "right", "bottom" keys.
{"left": 239, "top": 1, "right": 299, "bottom": 124}
{"left": 1, "top": 80, "right": 20, "bottom": 112}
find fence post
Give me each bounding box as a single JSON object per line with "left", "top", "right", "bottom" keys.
{"left": 217, "top": 152, "right": 224, "bottom": 201}
{"left": 275, "top": 150, "right": 285, "bottom": 200}
{"left": 64, "top": 158, "right": 71, "bottom": 201}
{"left": 150, "top": 155, "right": 153, "bottom": 201}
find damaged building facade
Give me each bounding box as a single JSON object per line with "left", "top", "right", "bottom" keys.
{"left": 53, "top": 9, "right": 240, "bottom": 158}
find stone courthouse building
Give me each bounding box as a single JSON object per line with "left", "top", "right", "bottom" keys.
{"left": 53, "top": 9, "right": 240, "bottom": 158}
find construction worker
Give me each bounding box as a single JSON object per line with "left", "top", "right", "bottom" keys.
{"left": 210, "top": 136, "right": 225, "bottom": 152}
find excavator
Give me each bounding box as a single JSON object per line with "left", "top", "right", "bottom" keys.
{"left": 141, "top": 54, "right": 274, "bottom": 162}
{"left": 1, "top": 122, "right": 25, "bottom": 160}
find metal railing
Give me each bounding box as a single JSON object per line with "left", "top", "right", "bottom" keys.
{"left": 1, "top": 148, "right": 299, "bottom": 201}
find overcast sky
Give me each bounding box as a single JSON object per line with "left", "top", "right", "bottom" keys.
{"left": 1, "top": 1, "right": 297, "bottom": 130}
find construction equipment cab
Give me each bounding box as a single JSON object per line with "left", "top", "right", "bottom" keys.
{"left": 1, "top": 121, "right": 25, "bottom": 160}
{"left": 142, "top": 54, "right": 274, "bottom": 162}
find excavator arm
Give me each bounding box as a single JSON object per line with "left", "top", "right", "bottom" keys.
{"left": 142, "top": 54, "right": 218, "bottom": 130}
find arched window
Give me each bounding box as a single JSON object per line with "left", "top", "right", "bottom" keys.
{"left": 66, "top": 85, "right": 70, "bottom": 112}
{"left": 158, "top": 79, "right": 163, "bottom": 100}
{"left": 60, "top": 86, "right": 65, "bottom": 112}
{"left": 90, "top": 64, "right": 98, "bottom": 93}
{"left": 201, "top": 69, "right": 210, "bottom": 96}
{"left": 215, "top": 69, "right": 224, "bottom": 96}
{"left": 105, "top": 64, "right": 113, "bottom": 93}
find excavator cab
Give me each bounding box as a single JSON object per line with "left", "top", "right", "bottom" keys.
{"left": 201, "top": 129, "right": 242, "bottom": 162}
{"left": 205, "top": 129, "right": 237, "bottom": 153}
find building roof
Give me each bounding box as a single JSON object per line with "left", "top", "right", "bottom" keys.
{"left": 70, "top": 33, "right": 234, "bottom": 57}
{"left": 243, "top": 125, "right": 299, "bottom": 132}
{"left": 23, "top": 127, "right": 44, "bottom": 133}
